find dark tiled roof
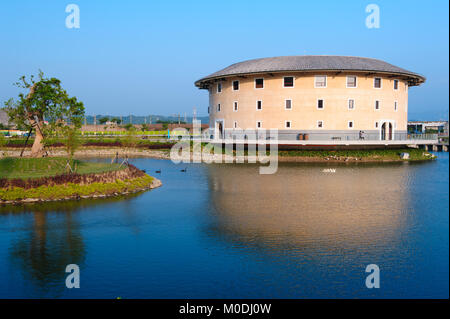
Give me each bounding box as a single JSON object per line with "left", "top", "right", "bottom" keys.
{"left": 195, "top": 55, "right": 425, "bottom": 87}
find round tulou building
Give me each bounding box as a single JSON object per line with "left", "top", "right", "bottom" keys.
{"left": 195, "top": 55, "right": 426, "bottom": 145}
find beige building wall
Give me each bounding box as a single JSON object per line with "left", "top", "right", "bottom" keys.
{"left": 208, "top": 72, "right": 408, "bottom": 137}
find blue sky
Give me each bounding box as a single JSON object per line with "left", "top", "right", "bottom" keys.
{"left": 0, "top": 0, "right": 448, "bottom": 120}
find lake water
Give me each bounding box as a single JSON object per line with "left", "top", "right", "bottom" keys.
{"left": 0, "top": 154, "right": 448, "bottom": 298}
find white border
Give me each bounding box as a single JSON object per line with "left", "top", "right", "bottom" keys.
{"left": 346, "top": 75, "right": 358, "bottom": 88}
{"left": 233, "top": 101, "right": 238, "bottom": 112}
{"left": 285, "top": 99, "right": 292, "bottom": 110}
{"left": 285, "top": 120, "right": 292, "bottom": 129}
{"left": 256, "top": 120, "right": 263, "bottom": 129}
{"left": 348, "top": 98, "right": 355, "bottom": 110}
{"left": 232, "top": 80, "right": 240, "bottom": 91}
{"left": 317, "top": 120, "right": 324, "bottom": 128}
{"left": 373, "top": 77, "right": 382, "bottom": 89}
{"left": 374, "top": 100, "right": 380, "bottom": 111}
{"left": 393, "top": 79, "right": 399, "bottom": 90}
{"left": 317, "top": 98, "right": 325, "bottom": 110}
{"left": 215, "top": 119, "right": 225, "bottom": 139}
{"left": 379, "top": 120, "right": 396, "bottom": 140}
{"left": 314, "top": 75, "right": 327, "bottom": 88}
{"left": 256, "top": 100, "right": 262, "bottom": 111}
{"left": 217, "top": 82, "right": 222, "bottom": 93}
{"left": 254, "top": 77, "right": 264, "bottom": 89}
{"left": 348, "top": 120, "right": 354, "bottom": 129}
{"left": 283, "top": 76, "right": 295, "bottom": 88}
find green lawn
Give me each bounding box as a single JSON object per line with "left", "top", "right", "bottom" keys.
{"left": 276, "top": 148, "right": 433, "bottom": 160}
{"left": 0, "top": 157, "right": 122, "bottom": 179}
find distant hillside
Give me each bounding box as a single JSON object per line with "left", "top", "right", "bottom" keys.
{"left": 83, "top": 114, "right": 209, "bottom": 125}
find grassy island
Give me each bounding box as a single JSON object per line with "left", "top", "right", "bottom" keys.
{"left": 0, "top": 157, "right": 160, "bottom": 203}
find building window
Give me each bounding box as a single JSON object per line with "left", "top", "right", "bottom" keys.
{"left": 375, "top": 100, "right": 380, "bottom": 110}
{"left": 285, "top": 99, "right": 292, "bottom": 110}
{"left": 317, "top": 120, "right": 324, "bottom": 128}
{"left": 317, "top": 99, "right": 324, "bottom": 109}
{"left": 284, "top": 76, "right": 294, "bottom": 87}
{"left": 255, "top": 78, "right": 264, "bottom": 89}
{"left": 315, "top": 75, "right": 327, "bottom": 88}
{"left": 217, "top": 104, "right": 221, "bottom": 112}
{"left": 348, "top": 121, "right": 354, "bottom": 129}
{"left": 375, "top": 121, "right": 379, "bottom": 128}
{"left": 285, "top": 121, "right": 291, "bottom": 128}
{"left": 347, "top": 76, "right": 357, "bottom": 88}
{"left": 217, "top": 83, "right": 222, "bottom": 93}
{"left": 256, "top": 121, "right": 262, "bottom": 129}
{"left": 207, "top": 106, "right": 210, "bottom": 114}
{"left": 256, "top": 100, "right": 262, "bottom": 110}
{"left": 234, "top": 121, "right": 238, "bottom": 129}
{"left": 394, "top": 101, "right": 398, "bottom": 111}
{"left": 233, "top": 101, "right": 238, "bottom": 112}
{"left": 394, "top": 79, "right": 399, "bottom": 90}
{"left": 348, "top": 99, "right": 355, "bottom": 110}
{"left": 374, "top": 77, "right": 382, "bottom": 88}
{"left": 232, "top": 80, "right": 239, "bottom": 91}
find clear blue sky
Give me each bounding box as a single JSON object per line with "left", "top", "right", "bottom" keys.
{"left": 0, "top": 0, "right": 448, "bottom": 120}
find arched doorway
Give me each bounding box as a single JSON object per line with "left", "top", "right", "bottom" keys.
{"left": 215, "top": 120, "right": 224, "bottom": 139}
{"left": 380, "top": 121, "right": 395, "bottom": 141}
{"left": 218, "top": 122, "right": 223, "bottom": 139}
{"left": 388, "top": 123, "right": 393, "bottom": 140}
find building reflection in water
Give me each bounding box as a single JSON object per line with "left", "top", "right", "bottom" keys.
{"left": 205, "top": 163, "right": 411, "bottom": 255}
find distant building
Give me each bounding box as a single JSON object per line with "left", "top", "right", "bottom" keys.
{"left": 195, "top": 55, "right": 426, "bottom": 142}
{"left": 0, "top": 109, "right": 10, "bottom": 126}
{"left": 408, "top": 121, "right": 448, "bottom": 135}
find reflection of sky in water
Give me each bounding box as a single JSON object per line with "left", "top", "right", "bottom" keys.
{"left": 0, "top": 155, "right": 448, "bottom": 298}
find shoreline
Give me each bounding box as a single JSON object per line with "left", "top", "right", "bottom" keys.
{"left": 0, "top": 177, "right": 162, "bottom": 205}
{"left": 0, "top": 146, "right": 437, "bottom": 163}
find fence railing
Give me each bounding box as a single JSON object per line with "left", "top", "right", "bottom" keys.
{"left": 202, "top": 132, "right": 439, "bottom": 142}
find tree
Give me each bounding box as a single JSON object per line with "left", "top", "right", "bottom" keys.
{"left": 123, "top": 123, "right": 133, "bottom": 131}
{"left": 61, "top": 125, "right": 81, "bottom": 163}
{"left": 4, "top": 71, "right": 84, "bottom": 157}
{"left": 98, "top": 117, "right": 108, "bottom": 125}
{"left": 0, "top": 133, "right": 6, "bottom": 153}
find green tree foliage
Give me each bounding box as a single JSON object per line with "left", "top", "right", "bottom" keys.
{"left": 4, "top": 71, "right": 84, "bottom": 157}
{"left": 0, "top": 133, "right": 6, "bottom": 152}
{"left": 98, "top": 117, "right": 109, "bottom": 124}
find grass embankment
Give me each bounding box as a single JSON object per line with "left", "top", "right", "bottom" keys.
{"left": 3, "top": 137, "right": 175, "bottom": 149}
{"left": 276, "top": 148, "right": 434, "bottom": 161}
{"left": 0, "top": 157, "right": 121, "bottom": 179}
{"left": 0, "top": 157, "right": 157, "bottom": 202}
{"left": 210, "top": 147, "right": 435, "bottom": 162}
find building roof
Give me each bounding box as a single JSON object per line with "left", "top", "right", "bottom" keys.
{"left": 195, "top": 55, "right": 426, "bottom": 88}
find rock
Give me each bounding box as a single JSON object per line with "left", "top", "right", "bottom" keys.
{"left": 400, "top": 152, "right": 410, "bottom": 160}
